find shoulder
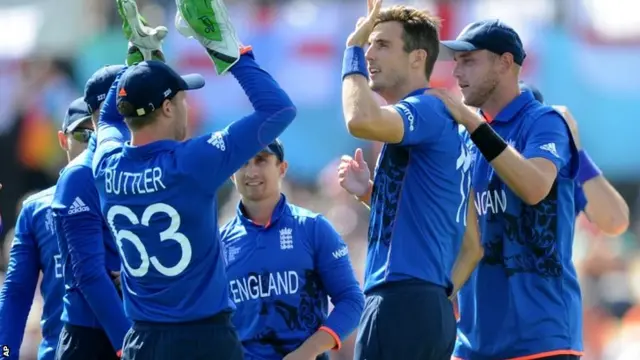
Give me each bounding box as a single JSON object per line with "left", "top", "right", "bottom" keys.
{"left": 521, "top": 102, "right": 565, "bottom": 127}
{"left": 398, "top": 94, "right": 448, "bottom": 117}
{"left": 23, "top": 186, "right": 56, "bottom": 208}
{"left": 286, "top": 204, "right": 323, "bottom": 225}
{"left": 219, "top": 217, "right": 245, "bottom": 244}
{"left": 57, "top": 163, "right": 93, "bottom": 194}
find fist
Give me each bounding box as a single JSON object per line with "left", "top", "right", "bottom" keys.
{"left": 338, "top": 148, "right": 371, "bottom": 197}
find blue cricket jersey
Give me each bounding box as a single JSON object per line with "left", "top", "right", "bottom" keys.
{"left": 0, "top": 187, "right": 63, "bottom": 360}
{"left": 455, "top": 90, "right": 582, "bottom": 360}
{"left": 92, "top": 54, "right": 296, "bottom": 322}
{"left": 220, "top": 195, "right": 364, "bottom": 359}
{"left": 51, "top": 135, "right": 130, "bottom": 351}
{"left": 364, "top": 88, "right": 471, "bottom": 294}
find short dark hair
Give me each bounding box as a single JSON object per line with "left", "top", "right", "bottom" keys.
{"left": 117, "top": 100, "right": 161, "bottom": 131}
{"left": 376, "top": 5, "right": 442, "bottom": 80}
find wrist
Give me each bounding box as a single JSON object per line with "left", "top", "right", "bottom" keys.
{"left": 342, "top": 46, "right": 368, "bottom": 81}
{"left": 469, "top": 123, "right": 508, "bottom": 162}
{"left": 577, "top": 149, "right": 601, "bottom": 184}
{"left": 355, "top": 181, "right": 372, "bottom": 200}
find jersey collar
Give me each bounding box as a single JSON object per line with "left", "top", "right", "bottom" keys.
{"left": 481, "top": 90, "right": 535, "bottom": 124}
{"left": 237, "top": 193, "right": 288, "bottom": 229}
{"left": 404, "top": 87, "right": 428, "bottom": 99}
{"left": 122, "top": 139, "right": 177, "bottom": 159}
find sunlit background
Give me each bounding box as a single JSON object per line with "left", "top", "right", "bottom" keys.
{"left": 1, "top": 0, "right": 639, "bottom": 359}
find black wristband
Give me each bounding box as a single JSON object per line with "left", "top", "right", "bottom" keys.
{"left": 469, "top": 123, "right": 508, "bottom": 162}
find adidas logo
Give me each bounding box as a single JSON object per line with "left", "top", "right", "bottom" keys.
{"left": 206, "top": 131, "right": 226, "bottom": 151}
{"left": 68, "top": 197, "right": 90, "bottom": 215}
{"left": 539, "top": 142, "right": 559, "bottom": 158}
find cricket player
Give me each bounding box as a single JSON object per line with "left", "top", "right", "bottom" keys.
{"left": 91, "top": 1, "right": 297, "bottom": 358}
{"left": 52, "top": 87, "right": 129, "bottom": 360}
{"left": 339, "top": 2, "right": 482, "bottom": 359}
{"left": 434, "top": 19, "right": 582, "bottom": 360}
{"left": 0, "top": 98, "right": 96, "bottom": 360}
{"left": 520, "top": 83, "right": 629, "bottom": 235}
{"left": 220, "top": 140, "right": 364, "bottom": 360}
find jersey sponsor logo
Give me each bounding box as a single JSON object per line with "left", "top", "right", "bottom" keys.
{"left": 396, "top": 103, "right": 415, "bottom": 131}
{"left": 279, "top": 227, "right": 293, "bottom": 250}
{"left": 474, "top": 189, "right": 508, "bottom": 216}
{"left": 332, "top": 245, "right": 349, "bottom": 260}
{"left": 207, "top": 131, "right": 226, "bottom": 151}
{"left": 68, "top": 197, "right": 90, "bottom": 215}
{"left": 229, "top": 270, "right": 300, "bottom": 303}
{"left": 540, "top": 142, "right": 559, "bottom": 158}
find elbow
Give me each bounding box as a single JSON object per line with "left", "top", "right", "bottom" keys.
{"left": 345, "top": 116, "right": 372, "bottom": 139}
{"left": 522, "top": 186, "right": 552, "bottom": 206}
{"left": 337, "top": 286, "right": 365, "bottom": 317}
{"left": 597, "top": 212, "right": 630, "bottom": 236}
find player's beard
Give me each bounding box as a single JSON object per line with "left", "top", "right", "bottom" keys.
{"left": 369, "top": 70, "right": 406, "bottom": 99}
{"left": 462, "top": 69, "right": 499, "bottom": 108}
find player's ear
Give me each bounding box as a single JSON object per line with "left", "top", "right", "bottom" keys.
{"left": 410, "top": 49, "right": 427, "bottom": 70}
{"left": 57, "top": 130, "right": 69, "bottom": 151}
{"left": 279, "top": 160, "right": 288, "bottom": 178}
{"left": 161, "top": 98, "right": 173, "bottom": 117}
{"left": 230, "top": 174, "right": 236, "bottom": 184}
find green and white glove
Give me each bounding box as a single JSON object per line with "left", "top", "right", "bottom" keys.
{"left": 117, "top": 0, "right": 168, "bottom": 65}
{"left": 174, "top": 0, "right": 246, "bottom": 75}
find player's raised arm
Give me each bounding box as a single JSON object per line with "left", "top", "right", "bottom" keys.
{"left": 92, "top": 67, "right": 131, "bottom": 168}
{"left": 52, "top": 166, "right": 130, "bottom": 352}
{"left": 0, "top": 202, "right": 40, "bottom": 359}
{"left": 175, "top": 3, "right": 297, "bottom": 193}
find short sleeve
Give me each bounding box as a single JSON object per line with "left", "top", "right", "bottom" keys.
{"left": 522, "top": 112, "right": 573, "bottom": 173}
{"left": 392, "top": 95, "right": 450, "bottom": 146}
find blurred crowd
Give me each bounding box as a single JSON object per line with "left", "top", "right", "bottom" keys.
{"left": 1, "top": 0, "right": 640, "bottom": 359}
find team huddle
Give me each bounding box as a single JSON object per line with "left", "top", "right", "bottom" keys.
{"left": 0, "top": 0, "right": 630, "bottom": 360}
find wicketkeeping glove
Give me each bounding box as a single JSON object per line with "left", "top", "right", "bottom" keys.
{"left": 117, "top": 0, "right": 168, "bottom": 65}
{"left": 174, "top": 0, "right": 244, "bottom": 75}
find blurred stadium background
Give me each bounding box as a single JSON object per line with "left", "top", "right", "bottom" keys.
{"left": 1, "top": 0, "right": 639, "bottom": 359}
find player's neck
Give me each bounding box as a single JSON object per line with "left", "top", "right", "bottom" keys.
{"left": 130, "top": 127, "right": 171, "bottom": 147}
{"left": 480, "top": 84, "right": 520, "bottom": 119}
{"left": 241, "top": 193, "right": 281, "bottom": 226}
{"left": 379, "top": 79, "right": 429, "bottom": 104}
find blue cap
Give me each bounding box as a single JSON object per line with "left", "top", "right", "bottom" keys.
{"left": 519, "top": 82, "right": 544, "bottom": 103}
{"left": 84, "top": 65, "right": 125, "bottom": 113}
{"left": 62, "top": 97, "right": 92, "bottom": 133}
{"left": 116, "top": 61, "right": 205, "bottom": 117}
{"left": 440, "top": 19, "right": 526, "bottom": 65}
{"left": 262, "top": 138, "right": 284, "bottom": 162}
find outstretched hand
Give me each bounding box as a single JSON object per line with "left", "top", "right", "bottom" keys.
{"left": 347, "top": 0, "right": 383, "bottom": 47}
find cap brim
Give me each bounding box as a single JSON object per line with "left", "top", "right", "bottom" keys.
{"left": 438, "top": 40, "right": 479, "bottom": 61}
{"left": 181, "top": 74, "right": 205, "bottom": 90}
{"left": 65, "top": 116, "right": 92, "bottom": 133}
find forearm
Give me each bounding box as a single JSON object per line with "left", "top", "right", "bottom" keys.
{"left": 296, "top": 329, "right": 338, "bottom": 356}
{"left": 231, "top": 53, "right": 295, "bottom": 116}
{"left": 465, "top": 117, "right": 553, "bottom": 204}
{"left": 0, "top": 242, "right": 39, "bottom": 353}
{"left": 0, "top": 275, "right": 37, "bottom": 355}
{"left": 97, "top": 70, "right": 129, "bottom": 146}
{"left": 450, "top": 244, "right": 483, "bottom": 299}
{"left": 342, "top": 46, "right": 381, "bottom": 137}
{"left": 583, "top": 176, "right": 629, "bottom": 235}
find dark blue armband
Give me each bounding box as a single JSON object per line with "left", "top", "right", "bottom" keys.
{"left": 342, "top": 46, "right": 368, "bottom": 81}
{"left": 577, "top": 150, "right": 601, "bottom": 184}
